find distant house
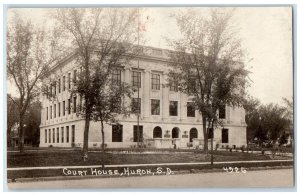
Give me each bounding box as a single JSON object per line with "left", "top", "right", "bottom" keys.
{"left": 9, "top": 123, "right": 33, "bottom": 147}
{"left": 39, "top": 45, "right": 247, "bottom": 149}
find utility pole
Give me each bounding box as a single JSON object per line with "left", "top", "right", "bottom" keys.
{"left": 211, "top": 122, "right": 214, "bottom": 165}
{"left": 137, "top": 8, "right": 141, "bottom": 147}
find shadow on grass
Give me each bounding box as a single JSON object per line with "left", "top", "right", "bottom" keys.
{"left": 7, "top": 148, "right": 292, "bottom": 168}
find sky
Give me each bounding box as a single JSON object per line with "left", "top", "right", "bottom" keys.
{"left": 6, "top": 7, "right": 293, "bottom": 105}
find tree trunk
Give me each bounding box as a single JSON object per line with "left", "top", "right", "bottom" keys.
{"left": 202, "top": 116, "right": 208, "bottom": 153}
{"left": 210, "top": 121, "right": 214, "bottom": 165}
{"left": 82, "top": 52, "right": 91, "bottom": 161}
{"left": 101, "top": 120, "right": 105, "bottom": 168}
{"left": 82, "top": 114, "right": 90, "bottom": 160}
{"left": 7, "top": 127, "right": 12, "bottom": 148}
{"left": 19, "top": 117, "right": 25, "bottom": 153}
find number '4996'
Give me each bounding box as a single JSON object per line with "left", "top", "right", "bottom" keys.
{"left": 223, "top": 167, "right": 247, "bottom": 173}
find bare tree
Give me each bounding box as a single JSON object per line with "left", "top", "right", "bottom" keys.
{"left": 168, "top": 8, "right": 248, "bottom": 153}
{"left": 7, "top": 14, "right": 56, "bottom": 152}
{"left": 52, "top": 8, "right": 139, "bottom": 159}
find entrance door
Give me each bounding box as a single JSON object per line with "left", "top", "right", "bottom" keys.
{"left": 172, "top": 127, "right": 180, "bottom": 138}
{"left": 189, "top": 128, "right": 198, "bottom": 142}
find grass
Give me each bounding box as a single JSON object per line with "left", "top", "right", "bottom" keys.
{"left": 7, "top": 148, "right": 292, "bottom": 168}
{"left": 7, "top": 148, "right": 293, "bottom": 179}
{"left": 8, "top": 161, "right": 294, "bottom": 180}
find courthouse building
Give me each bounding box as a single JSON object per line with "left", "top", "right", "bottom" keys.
{"left": 39, "top": 46, "right": 247, "bottom": 149}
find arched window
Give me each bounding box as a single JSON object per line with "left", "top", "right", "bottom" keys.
{"left": 153, "top": 126, "right": 162, "bottom": 138}
{"left": 190, "top": 128, "right": 198, "bottom": 142}
{"left": 172, "top": 127, "right": 180, "bottom": 138}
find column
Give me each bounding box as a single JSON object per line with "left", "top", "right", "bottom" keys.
{"left": 226, "top": 105, "right": 231, "bottom": 123}
{"left": 180, "top": 93, "right": 187, "bottom": 121}
{"left": 124, "top": 67, "right": 131, "bottom": 110}
{"left": 162, "top": 72, "right": 169, "bottom": 120}
{"left": 41, "top": 108, "right": 44, "bottom": 125}
{"left": 143, "top": 70, "right": 150, "bottom": 118}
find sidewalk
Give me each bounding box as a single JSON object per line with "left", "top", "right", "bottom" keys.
{"left": 7, "top": 159, "right": 294, "bottom": 171}
{"left": 7, "top": 160, "right": 294, "bottom": 183}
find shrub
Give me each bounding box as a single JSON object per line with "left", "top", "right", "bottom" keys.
{"left": 101, "top": 143, "right": 107, "bottom": 148}
{"left": 187, "top": 142, "right": 193, "bottom": 148}
{"left": 241, "top": 145, "right": 245, "bottom": 153}
{"left": 215, "top": 143, "right": 219, "bottom": 151}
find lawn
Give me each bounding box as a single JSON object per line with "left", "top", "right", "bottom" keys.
{"left": 7, "top": 148, "right": 291, "bottom": 168}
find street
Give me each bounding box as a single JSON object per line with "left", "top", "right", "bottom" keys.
{"left": 7, "top": 168, "right": 294, "bottom": 190}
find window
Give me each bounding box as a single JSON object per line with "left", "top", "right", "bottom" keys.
{"left": 153, "top": 126, "right": 162, "bottom": 138}
{"left": 132, "top": 71, "right": 141, "bottom": 88}
{"left": 187, "top": 102, "right": 195, "bottom": 117}
{"left": 207, "top": 128, "right": 214, "bottom": 139}
{"left": 219, "top": 104, "right": 226, "bottom": 119}
{"left": 112, "top": 69, "right": 121, "bottom": 85}
{"left": 73, "top": 96, "right": 77, "bottom": 113}
{"left": 72, "top": 125, "right": 75, "bottom": 143}
{"left": 112, "top": 124, "right": 123, "bottom": 142}
{"left": 54, "top": 81, "right": 57, "bottom": 95}
{"left": 50, "top": 85, "right": 52, "bottom": 97}
{"left": 68, "top": 72, "right": 71, "bottom": 89}
{"left": 54, "top": 104, "right": 56, "bottom": 118}
{"left": 172, "top": 127, "right": 180, "bottom": 138}
{"left": 61, "top": 127, "right": 64, "bottom": 143}
{"left": 79, "top": 96, "right": 82, "bottom": 111}
{"left": 222, "top": 129, "right": 229, "bottom": 143}
{"left": 110, "top": 96, "right": 122, "bottom": 114}
{"left": 57, "top": 128, "right": 59, "bottom": 143}
{"left": 68, "top": 99, "right": 71, "bottom": 115}
{"left": 151, "top": 99, "right": 160, "bottom": 115}
{"left": 133, "top": 125, "right": 143, "bottom": 142}
{"left": 151, "top": 73, "right": 160, "bottom": 90}
{"left": 58, "top": 78, "right": 61, "bottom": 93}
{"left": 63, "top": 101, "right": 65, "bottom": 116}
{"left": 58, "top": 102, "right": 61, "bottom": 117}
{"left": 66, "top": 126, "right": 69, "bottom": 143}
{"left": 63, "top": 76, "right": 66, "bottom": 91}
{"left": 169, "top": 101, "right": 178, "bottom": 116}
{"left": 50, "top": 106, "right": 52, "bottom": 119}
{"left": 46, "top": 107, "right": 48, "bottom": 120}
{"left": 132, "top": 98, "right": 141, "bottom": 114}
{"left": 187, "top": 76, "right": 196, "bottom": 94}
{"left": 49, "top": 129, "right": 51, "bottom": 143}
{"left": 45, "top": 129, "right": 47, "bottom": 143}
{"left": 46, "top": 86, "right": 49, "bottom": 99}
{"left": 169, "top": 81, "right": 178, "bottom": 92}
{"left": 53, "top": 128, "right": 55, "bottom": 143}
{"left": 73, "top": 70, "right": 77, "bottom": 85}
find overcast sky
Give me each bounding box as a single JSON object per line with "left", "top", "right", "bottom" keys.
{"left": 7, "top": 7, "right": 293, "bottom": 105}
